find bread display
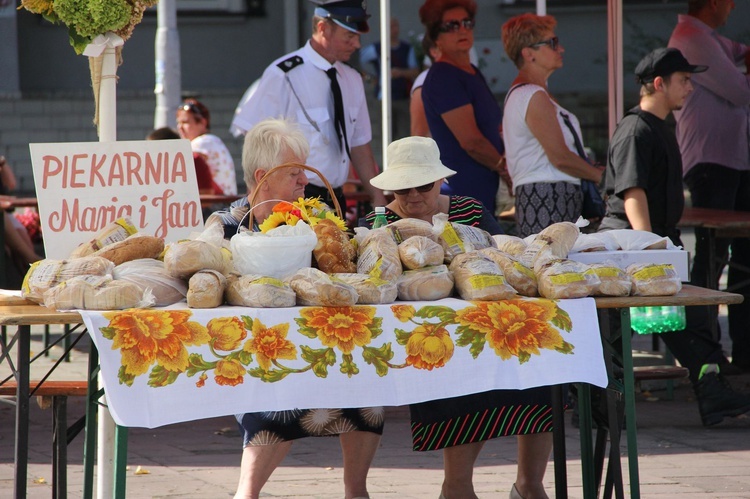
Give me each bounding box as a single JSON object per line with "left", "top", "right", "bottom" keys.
{"left": 521, "top": 222, "right": 580, "bottom": 269}
{"left": 449, "top": 252, "right": 516, "bottom": 301}
{"left": 92, "top": 233, "right": 165, "bottom": 265}
{"left": 225, "top": 274, "right": 296, "bottom": 308}
{"left": 627, "top": 263, "right": 682, "bottom": 296}
{"left": 356, "top": 227, "right": 403, "bottom": 281}
{"left": 187, "top": 270, "right": 227, "bottom": 308}
{"left": 396, "top": 265, "right": 454, "bottom": 301}
{"left": 43, "top": 275, "right": 151, "bottom": 310}
{"left": 385, "top": 218, "right": 438, "bottom": 243}
{"left": 536, "top": 259, "right": 600, "bottom": 299}
{"left": 312, "top": 219, "right": 357, "bottom": 273}
{"left": 22, "top": 256, "right": 115, "bottom": 304}
{"left": 398, "top": 235, "right": 444, "bottom": 270}
{"left": 69, "top": 217, "right": 137, "bottom": 258}
{"left": 491, "top": 235, "right": 527, "bottom": 256}
{"left": 164, "top": 239, "right": 233, "bottom": 279}
{"left": 113, "top": 259, "right": 187, "bottom": 306}
{"left": 334, "top": 273, "right": 398, "bottom": 304}
{"left": 589, "top": 262, "right": 632, "bottom": 297}
{"left": 289, "top": 268, "right": 358, "bottom": 306}
{"left": 432, "top": 213, "right": 495, "bottom": 262}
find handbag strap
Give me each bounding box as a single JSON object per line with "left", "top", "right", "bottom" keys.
{"left": 559, "top": 111, "right": 589, "bottom": 162}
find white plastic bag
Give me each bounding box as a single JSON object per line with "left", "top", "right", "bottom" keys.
{"left": 230, "top": 223, "right": 318, "bottom": 279}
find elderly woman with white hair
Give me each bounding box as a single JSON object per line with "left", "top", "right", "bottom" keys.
{"left": 363, "top": 136, "right": 554, "bottom": 499}
{"left": 210, "top": 118, "right": 384, "bottom": 499}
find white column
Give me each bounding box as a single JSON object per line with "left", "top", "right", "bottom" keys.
{"left": 154, "top": 0, "right": 182, "bottom": 129}
{"left": 379, "top": 0, "right": 391, "bottom": 168}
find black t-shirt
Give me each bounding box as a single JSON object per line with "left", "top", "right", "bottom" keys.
{"left": 599, "top": 106, "right": 684, "bottom": 243}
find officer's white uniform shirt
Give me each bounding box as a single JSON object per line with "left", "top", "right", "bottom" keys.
{"left": 231, "top": 41, "right": 372, "bottom": 189}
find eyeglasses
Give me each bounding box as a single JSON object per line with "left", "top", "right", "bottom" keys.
{"left": 529, "top": 36, "right": 560, "bottom": 51}
{"left": 438, "top": 18, "right": 475, "bottom": 33}
{"left": 178, "top": 102, "right": 203, "bottom": 118}
{"left": 393, "top": 182, "right": 435, "bottom": 196}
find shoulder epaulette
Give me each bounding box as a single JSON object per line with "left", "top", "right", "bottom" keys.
{"left": 277, "top": 55, "right": 304, "bottom": 73}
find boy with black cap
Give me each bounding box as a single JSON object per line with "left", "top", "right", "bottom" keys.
{"left": 599, "top": 47, "right": 750, "bottom": 427}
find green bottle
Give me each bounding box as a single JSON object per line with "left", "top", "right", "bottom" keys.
{"left": 372, "top": 206, "right": 388, "bottom": 229}
{"left": 630, "top": 306, "right": 686, "bottom": 334}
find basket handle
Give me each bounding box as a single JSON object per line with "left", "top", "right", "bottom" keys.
{"left": 247, "top": 162, "right": 343, "bottom": 228}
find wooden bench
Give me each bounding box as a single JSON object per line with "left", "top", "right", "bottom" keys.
{"left": 0, "top": 380, "right": 88, "bottom": 499}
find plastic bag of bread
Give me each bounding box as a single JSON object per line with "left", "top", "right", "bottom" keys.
{"left": 225, "top": 273, "right": 296, "bottom": 308}
{"left": 43, "top": 275, "right": 153, "bottom": 311}
{"left": 606, "top": 229, "right": 678, "bottom": 251}
{"left": 312, "top": 219, "right": 357, "bottom": 273}
{"left": 385, "top": 218, "right": 438, "bottom": 243}
{"left": 69, "top": 217, "right": 137, "bottom": 258}
{"left": 536, "top": 259, "right": 600, "bottom": 299}
{"left": 449, "top": 252, "right": 516, "bottom": 301}
{"left": 491, "top": 235, "right": 527, "bottom": 256}
{"left": 92, "top": 233, "right": 164, "bottom": 265}
{"left": 397, "top": 265, "right": 454, "bottom": 301}
{"left": 355, "top": 227, "right": 402, "bottom": 281}
{"left": 164, "top": 239, "right": 233, "bottom": 279}
{"left": 432, "top": 213, "right": 495, "bottom": 263}
{"left": 520, "top": 222, "right": 580, "bottom": 269}
{"left": 479, "top": 247, "right": 538, "bottom": 297}
{"left": 627, "top": 263, "right": 682, "bottom": 296}
{"left": 231, "top": 222, "right": 317, "bottom": 279}
{"left": 570, "top": 232, "right": 619, "bottom": 253}
{"left": 289, "top": 267, "right": 358, "bottom": 306}
{"left": 589, "top": 262, "right": 631, "bottom": 297}
{"left": 334, "top": 273, "right": 398, "bottom": 304}
{"left": 22, "top": 256, "right": 115, "bottom": 304}
{"left": 113, "top": 259, "right": 187, "bottom": 306}
{"left": 187, "top": 269, "right": 227, "bottom": 308}
{"left": 398, "top": 235, "right": 444, "bottom": 270}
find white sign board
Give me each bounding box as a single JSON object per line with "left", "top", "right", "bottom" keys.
{"left": 29, "top": 139, "right": 204, "bottom": 259}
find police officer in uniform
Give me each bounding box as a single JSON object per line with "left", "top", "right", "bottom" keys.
{"left": 232, "top": 0, "right": 387, "bottom": 213}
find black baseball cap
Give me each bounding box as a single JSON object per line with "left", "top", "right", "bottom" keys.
{"left": 311, "top": 0, "right": 370, "bottom": 34}
{"left": 635, "top": 47, "right": 708, "bottom": 84}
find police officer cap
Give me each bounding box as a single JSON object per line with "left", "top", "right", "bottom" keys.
{"left": 311, "top": 0, "right": 370, "bottom": 34}
{"left": 634, "top": 47, "right": 707, "bottom": 84}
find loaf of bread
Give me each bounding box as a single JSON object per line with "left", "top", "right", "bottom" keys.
{"left": 385, "top": 218, "right": 437, "bottom": 243}
{"left": 536, "top": 259, "right": 600, "bottom": 299}
{"left": 187, "top": 269, "right": 227, "bottom": 308}
{"left": 92, "top": 233, "right": 165, "bottom": 265}
{"left": 521, "top": 222, "right": 580, "bottom": 269}
{"left": 432, "top": 213, "right": 495, "bottom": 263}
{"left": 43, "top": 275, "right": 151, "bottom": 310}
{"left": 589, "top": 262, "right": 631, "bottom": 297}
{"left": 449, "top": 252, "right": 517, "bottom": 301}
{"left": 397, "top": 265, "right": 454, "bottom": 301}
{"left": 627, "top": 263, "right": 682, "bottom": 296}
{"left": 313, "top": 219, "right": 357, "bottom": 273}
{"left": 289, "top": 268, "right": 358, "bottom": 306}
{"left": 398, "top": 235, "right": 444, "bottom": 270}
{"left": 113, "top": 258, "right": 187, "bottom": 306}
{"left": 225, "top": 273, "right": 296, "bottom": 308}
{"left": 334, "top": 273, "right": 398, "bottom": 304}
{"left": 69, "top": 217, "right": 138, "bottom": 258}
{"left": 479, "top": 247, "right": 538, "bottom": 297}
{"left": 22, "top": 256, "right": 115, "bottom": 304}
{"left": 357, "top": 227, "right": 403, "bottom": 281}
{"left": 164, "top": 239, "right": 233, "bottom": 279}
{"left": 491, "top": 235, "right": 527, "bottom": 256}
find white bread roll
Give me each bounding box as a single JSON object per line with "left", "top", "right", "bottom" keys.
{"left": 334, "top": 273, "right": 398, "bottom": 304}
{"left": 398, "top": 235, "right": 444, "bottom": 270}
{"left": 225, "top": 274, "right": 296, "bottom": 308}
{"left": 397, "top": 265, "right": 454, "bottom": 301}
{"left": 187, "top": 270, "right": 227, "bottom": 308}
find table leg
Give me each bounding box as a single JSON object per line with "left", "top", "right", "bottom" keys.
{"left": 551, "top": 384, "right": 567, "bottom": 499}
{"left": 83, "top": 347, "right": 99, "bottom": 499}
{"left": 113, "top": 425, "right": 129, "bottom": 498}
{"left": 14, "top": 325, "right": 30, "bottom": 499}
{"left": 619, "top": 308, "right": 640, "bottom": 498}
{"left": 578, "top": 383, "right": 596, "bottom": 498}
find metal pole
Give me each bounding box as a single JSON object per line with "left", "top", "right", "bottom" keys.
{"left": 380, "top": 0, "right": 391, "bottom": 169}
{"left": 154, "top": 0, "right": 182, "bottom": 129}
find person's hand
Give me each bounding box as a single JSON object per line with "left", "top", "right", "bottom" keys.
{"left": 496, "top": 156, "right": 513, "bottom": 191}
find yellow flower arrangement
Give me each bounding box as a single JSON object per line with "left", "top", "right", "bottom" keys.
{"left": 258, "top": 197, "right": 347, "bottom": 233}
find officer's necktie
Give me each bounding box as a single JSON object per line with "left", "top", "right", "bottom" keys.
{"left": 325, "top": 67, "right": 351, "bottom": 159}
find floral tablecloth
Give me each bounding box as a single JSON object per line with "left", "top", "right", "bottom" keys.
{"left": 80, "top": 297, "right": 607, "bottom": 428}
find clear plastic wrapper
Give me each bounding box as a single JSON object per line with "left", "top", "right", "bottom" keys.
{"left": 113, "top": 258, "right": 187, "bottom": 306}
{"left": 43, "top": 275, "right": 154, "bottom": 311}
{"left": 449, "top": 252, "right": 516, "bottom": 301}
{"left": 355, "top": 227, "right": 403, "bottom": 281}
{"left": 396, "top": 265, "right": 454, "bottom": 301}
{"left": 432, "top": 213, "right": 495, "bottom": 263}
{"left": 589, "top": 261, "right": 631, "bottom": 296}
{"left": 536, "top": 259, "right": 600, "bottom": 299}
{"left": 22, "top": 256, "right": 115, "bottom": 304}
{"left": 627, "top": 263, "right": 682, "bottom": 296}
{"left": 225, "top": 274, "right": 297, "bottom": 308}
{"left": 334, "top": 273, "right": 398, "bottom": 304}
{"left": 479, "top": 247, "right": 538, "bottom": 297}
{"left": 187, "top": 269, "right": 227, "bottom": 308}
{"left": 398, "top": 235, "right": 444, "bottom": 270}
{"left": 289, "top": 268, "right": 358, "bottom": 306}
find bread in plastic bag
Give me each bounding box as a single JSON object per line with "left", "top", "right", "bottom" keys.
{"left": 355, "top": 227, "right": 403, "bottom": 281}
{"left": 312, "top": 219, "right": 357, "bottom": 273}
{"left": 536, "top": 259, "right": 600, "bottom": 299}
{"left": 385, "top": 218, "right": 438, "bottom": 243}
{"left": 520, "top": 222, "right": 580, "bottom": 269}
{"left": 398, "top": 235, "right": 445, "bottom": 270}
{"left": 289, "top": 268, "right": 358, "bottom": 306}
{"left": 92, "top": 233, "right": 165, "bottom": 265}
{"left": 230, "top": 222, "right": 317, "bottom": 279}
{"left": 187, "top": 269, "right": 227, "bottom": 308}
{"left": 491, "top": 234, "right": 527, "bottom": 256}
{"left": 432, "top": 213, "right": 495, "bottom": 263}
{"left": 22, "top": 256, "right": 115, "bottom": 304}
{"left": 334, "top": 273, "right": 398, "bottom": 304}
{"left": 605, "top": 229, "right": 678, "bottom": 251}
{"left": 449, "top": 252, "right": 516, "bottom": 301}
{"left": 627, "top": 263, "right": 682, "bottom": 296}
{"left": 570, "top": 232, "right": 620, "bottom": 253}
{"left": 397, "top": 265, "right": 454, "bottom": 301}
{"left": 479, "top": 247, "right": 538, "bottom": 297}
{"left": 589, "top": 262, "right": 631, "bottom": 297}
{"left": 69, "top": 217, "right": 138, "bottom": 258}
{"left": 43, "top": 275, "right": 153, "bottom": 311}
{"left": 225, "top": 273, "right": 296, "bottom": 308}
{"left": 113, "top": 258, "right": 187, "bottom": 306}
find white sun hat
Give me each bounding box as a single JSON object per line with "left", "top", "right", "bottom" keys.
{"left": 370, "top": 136, "right": 456, "bottom": 191}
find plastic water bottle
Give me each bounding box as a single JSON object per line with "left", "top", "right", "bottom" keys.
{"left": 630, "top": 306, "right": 686, "bottom": 334}
{"left": 372, "top": 206, "right": 388, "bottom": 229}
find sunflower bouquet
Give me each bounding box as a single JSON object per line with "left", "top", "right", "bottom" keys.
{"left": 258, "top": 197, "right": 347, "bottom": 234}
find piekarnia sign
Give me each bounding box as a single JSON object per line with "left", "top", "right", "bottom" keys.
{"left": 30, "top": 140, "right": 204, "bottom": 259}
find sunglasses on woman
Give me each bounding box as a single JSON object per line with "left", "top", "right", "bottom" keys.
{"left": 529, "top": 36, "right": 560, "bottom": 51}
{"left": 438, "top": 18, "right": 475, "bottom": 33}
{"left": 393, "top": 182, "right": 435, "bottom": 196}
{"left": 178, "top": 102, "right": 203, "bottom": 118}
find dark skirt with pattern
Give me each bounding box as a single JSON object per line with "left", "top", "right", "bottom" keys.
{"left": 410, "top": 387, "right": 554, "bottom": 451}
{"left": 236, "top": 408, "right": 385, "bottom": 447}
{"left": 515, "top": 181, "right": 582, "bottom": 238}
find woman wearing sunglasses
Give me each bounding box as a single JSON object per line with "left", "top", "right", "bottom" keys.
{"left": 417, "top": 0, "right": 511, "bottom": 218}
{"left": 362, "top": 136, "right": 553, "bottom": 499}
{"left": 501, "top": 14, "right": 604, "bottom": 238}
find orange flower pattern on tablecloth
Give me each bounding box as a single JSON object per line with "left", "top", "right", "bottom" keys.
{"left": 97, "top": 298, "right": 575, "bottom": 387}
